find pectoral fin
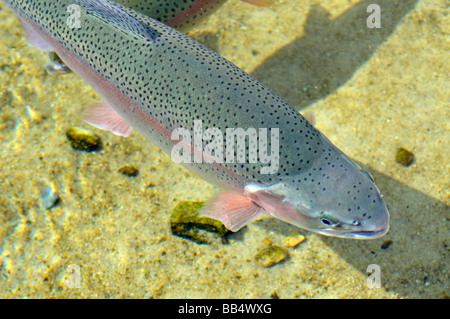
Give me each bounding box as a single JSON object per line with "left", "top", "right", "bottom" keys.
{"left": 45, "top": 52, "right": 71, "bottom": 75}
{"left": 83, "top": 102, "right": 133, "bottom": 137}
{"left": 199, "top": 192, "right": 265, "bottom": 232}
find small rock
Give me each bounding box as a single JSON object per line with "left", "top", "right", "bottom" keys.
{"left": 381, "top": 239, "right": 393, "bottom": 250}
{"left": 66, "top": 126, "right": 102, "bottom": 152}
{"left": 170, "top": 201, "right": 230, "bottom": 244}
{"left": 270, "top": 292, "right": 280, "bottom": 299}
{"left": 40, "top": 187, "right": 60, "bottom": 210}
{"left": 254, "top": 245, "right": 289, "bottom": 267}
{"left": 283, "top": 234, "right": 305, "bottom": 248}
{"left": 396, "top": 147, "right": 414, "bottom": 166}
{"left": 118, "top": 165, "right": 139, "bottom": 177}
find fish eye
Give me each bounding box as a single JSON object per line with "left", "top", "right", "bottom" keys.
{"left": 318, "top": 211, "right": 339, "bottom": 227}
{"left": 320, "top": 218, "right": 332, "bottom": 226}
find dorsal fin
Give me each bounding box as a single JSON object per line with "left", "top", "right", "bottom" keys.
{"left": 73, "top": 0, "right": 160, "bottom": 42}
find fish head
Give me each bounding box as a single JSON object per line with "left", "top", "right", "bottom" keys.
{"left": 247, "top": 151, "right": 389, "bottom": 239}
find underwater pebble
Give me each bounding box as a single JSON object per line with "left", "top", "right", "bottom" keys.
{"left": 396, "top": 147, "right": 414, "bottom": 166}
{"left": 270, "top": 292, "right": 280, "bottom": 299}
{"left": 381, "top": 240, "right": 393, "bottom": 250}
{"left": 118, "top": 165, "right": 139, "bottom": 177}
{"left": 254, "top": 245, "right": 289, "bottom": 267}
{"left": 170, "top": 201, "right": 230, "bottom": 244}
{"left": 66, "top": 126, "right": 103, "bottom": 152}
{"left": 283, "top": 234, "right": 306, "bottom": 248}
{"left": 40, "top": 187, "right": 60, "bottom": 210}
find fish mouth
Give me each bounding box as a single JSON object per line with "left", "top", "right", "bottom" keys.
{"left": 317, "top": 224, "right": 389, "bottom": 240}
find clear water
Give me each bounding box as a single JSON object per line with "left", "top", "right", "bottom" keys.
{"left": 0, "top": 0, "right": 448, "bottom": 298}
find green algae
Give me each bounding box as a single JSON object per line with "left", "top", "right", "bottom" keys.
{"left": 254, "top": 245, "right": 289, "bottom": 267}
{"left": 396, "top": 147, "right": 415, "bottom": 167}
{"left": 66, "top": 126, "right": 103, "bottom": 152}
{"left": 170, "top": 201, "right": 230, "bottom": 244}
{"left": 118, "top": 165, "right": 139, "bottom": 177}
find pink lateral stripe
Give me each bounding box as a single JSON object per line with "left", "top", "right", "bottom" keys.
{"left": 241, "top": 0, "right": 273, "bottom": 6}
{"left": 166, "top": 0, "right": 226, "bottom": 28}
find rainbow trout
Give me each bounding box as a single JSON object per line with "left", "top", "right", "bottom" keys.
{"left": 1, "top": 0, "right": 389, "bottom": 239}
{"left": 45, "top": 0, "right": 272, "bottom": 75}
{"left": 115, "top": 0, "right": 271, "bottom": 32}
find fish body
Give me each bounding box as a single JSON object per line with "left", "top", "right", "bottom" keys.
{"left": 37, "top": 0, "right": 272, "bottom": 74}
{"left": 1, "top": 0, "right": 389, "bottom": 239}
{"left": 115, "top": 0, "right": 271, "bottom": 31}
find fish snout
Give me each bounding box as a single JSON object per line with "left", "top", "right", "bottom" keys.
{"left": 358, "top": 201, "right": 390, "bottom": 235}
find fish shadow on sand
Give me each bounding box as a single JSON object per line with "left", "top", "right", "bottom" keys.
{"left": 250, "top": 0, "right": 419, "bottom": 110}
{"left": 254, "top": 163, "right": 449, "bottom": 299}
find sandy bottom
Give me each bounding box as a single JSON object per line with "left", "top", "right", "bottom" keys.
{"left": 0, "top": 0, "right": 448, "bottom": 298}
